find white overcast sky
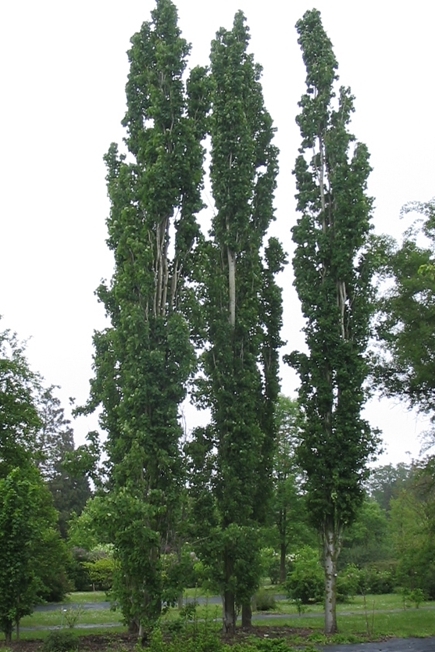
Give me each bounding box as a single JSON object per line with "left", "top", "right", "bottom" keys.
{"left": 1, "top": 1, "right": 434, "bottom": 466}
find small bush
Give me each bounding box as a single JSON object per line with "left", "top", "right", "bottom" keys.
{"left": 337, "top": 564, "right": 362, "bottom": 602}
{"left": 359, "top": 564, "right": 395, "bottom": 595}
{"left": 252, "top": 588, "right": 276, "bottom": 611}
{"left": 285, "top": 546, "right": 324, "bottom": 604}
{"left": 61, "top": 605, "right": 84, "bottom": 628}
{"left": 252, "top": 640, "right": 293, "bottom": 651}
{"left": 259, "top": 548, "right": 280, "bottom": 585}
{"left": 83, "top": 557, "right": 115, "bottom": 591}
{"left": 42, "top": 630, "right": 79, "bottom": 652}
{"left": 410, "top": 588, "right": 425, "bottom": 608}
{"left": 150, "top": 625, "right": 222, "bottom": 652}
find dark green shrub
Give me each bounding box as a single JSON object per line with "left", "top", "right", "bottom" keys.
{"left": 67, "top": 547, "right": 92, "bottom": 591}
{"left": 252, "top": 588, "right": 277, "bottom": 611}
{"left": 42, "top": 630, "right": 79, "bottom": 652}
{"left": 359, "top": 563, "right": 396, "bottom": 594}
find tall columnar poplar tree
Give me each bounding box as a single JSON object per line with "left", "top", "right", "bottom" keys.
{"left": 83, "top": 0, "right": 209, "bottom": 637}
{"left": 190, "top": 12, "right": 284, "bottom": 633}
{"left": 288, "top": 9, "right": 379, "bottom": 634}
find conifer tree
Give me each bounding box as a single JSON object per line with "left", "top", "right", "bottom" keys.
{"left": 288, "top": 9, "right": 379, "bottom": 634}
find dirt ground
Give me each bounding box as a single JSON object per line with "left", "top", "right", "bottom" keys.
{"left": 4, "top": 628, "right": 435, "bottom": 651}
{"left": 3, "top": 628, "right": 328, "bottom": 651}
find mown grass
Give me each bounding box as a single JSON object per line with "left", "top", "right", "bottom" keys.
{"left": 5, "top": 591, "right": 435, "bottom": 644}
{"left": 64, "top": 591, "right": 108, "bottom": 604}
{"left": 20, "top": 606, "right": 122, "bottom": 630}
{"left": 254, "top": 608, "right": 435, "bottom": 643}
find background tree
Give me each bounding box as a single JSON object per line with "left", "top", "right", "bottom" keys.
{"left": 288, "top": 9, "right": 379, "bottom": 634}
{"left": 374, "top": 199, "right": 435, "bottom": 442}
{"left": 389, "top": 461, "right": 435, "bottom": 597}
{"left": 37, "top": 387, "right": 91, "bottom": 537}
{"left": 81, "top": 0, "right": 209, "bottom": 638}
{"left": 0, "top": 324, "right": 41, "bottom": 473}
{"left": 272, "top": 396, "right": 315, "bottom": 583}
{"left": 339, "top": 498, "right": 391, "bottom": 568}
{"left": 367, "top": 463, "right": 413, "bottom": 512}
{"left": 0, "top": 326, "right": 69, "bottom": 641}
{"left": 189, "top": 11, "right": 283, "bottom": 633}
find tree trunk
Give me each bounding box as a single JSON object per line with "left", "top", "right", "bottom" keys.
{"left": 222, "top": 589, "right": 236, "bottom": 634}
{"left": 324, "top": 526, "right": 339, "bottom": 634}
{"left": 280, "top": 541, "right": 287, "bottom": 584}
{"left": 5, "top": 620, "right": 12, "bottom": 645}
{"left": 128, "top": 619, "right": 139, "bottom": 635}
{"left": 241, "top": 602, "right": 252, "bottom": 627}
{"left": 227, "top": 247, "right": 236, "bottom": 327}
{"left": 222, "top": 545, "right": 236, "bottom": 633}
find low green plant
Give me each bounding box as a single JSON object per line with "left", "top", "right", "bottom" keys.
{"left": 337, "top": 564, "right": 361, "bottom": 602}
{"left": 284, "top": 546, "right": 323, "bottom": 604}
{"left": 149, "top": 623, "right": 222, "bottom": 652}
{"left": 252, "top": 589, "right": 277, "bottom": 612}
{"left": 249, "top": 639, "right": 292, "bottom": 651}
{"left": 409, "top": 588, "right": 425, "bottom": 608}
{"left": 60, "top": 605, "right": 84, "bottom": 628}
{"left": 42, "top": 630, "right": 79, "bottom": 652}
{"left": 293, "top": 598, "right": 307, "bottom": 615}
{"left": 362, "top": 594, "right": 376, "bottom": 637}
{"left": 400, "top": 587, "right": 411, "bottom": 609}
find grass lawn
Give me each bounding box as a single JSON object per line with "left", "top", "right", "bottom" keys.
{"left": 20, "top": 607, "right": 123, "bottom": 630}
{"left": 5, "top": 591, "right": 435, "bottom": 644}
{"left": 64, "top": 591, "right": 108, "bottom": 604}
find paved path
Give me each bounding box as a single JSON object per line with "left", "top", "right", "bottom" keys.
{"left": 319, "top": 638, "right": 435, "bottom": 651}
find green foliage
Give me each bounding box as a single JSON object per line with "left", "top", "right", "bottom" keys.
{"left": 61, "top": 605, "right": 84, "bottom": 629}
{"left": 188, "top": 10, "right": 283, "bottom": 632}
{"left": 0, "top": 465, "right": 67, "bottom": 641}
{"left": 374, "top": 199, "right": 435, "bottom": 426}
{"left": 288, "top": 8, "right": 379, "bottom": 632}
{"left": 270, "top": 396, "right": 316, "bottom": 583}
{"left": 389, "top": 471, "right": 435, "bottom": 598}
{"left": 249, "top": 641, "right": 292, "bottom": 652}
{"left": 0, "top": 326, "right": 71, "bottom": 639}
{"left": 367, "top": 463, "right": 413, "bottom": 512}
{"left": 83, "top": 558, "right": 115, "bottom": 591}
{"left": 358, "top": 563, "right": 396, "bottom": 595}
{"left": 340, "top": 498, "right": 391, "bottom": 567}
{"left": 81, "top": 0, "right": 210, "bottom": 633}
{"left": 67, "top": 504, "right": 100, "bottom": 552}
{"left": 0, "top": 324, "right": 42, "bottom": 474}
{"left": 68, "top": 548, "right": 92, "bottom": 592}
{"left": 259, "top": 548, "right": 280, "bottom": 585}
{"left": 36, "top": 386, "right": 91, "bottom": 539}
{"left": 35, "top": 529, "right": 72, "bottom": 603}
{"left": 336, "top": 564, "right": 360, "bottom": 602}
{"left": 42, "top": 630, "right": 79, "bottom": 652}
{"left": 149, "top": 620, "right": 226, "bottom": 652}
{"left": 252, "top": 589, "right": 276, "bottom": 612}
{"left": 285, "top": 547, "right": 324, "bottom": 605}
{"left": 289, "top": 5, "right": 378, "bottom": 538}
